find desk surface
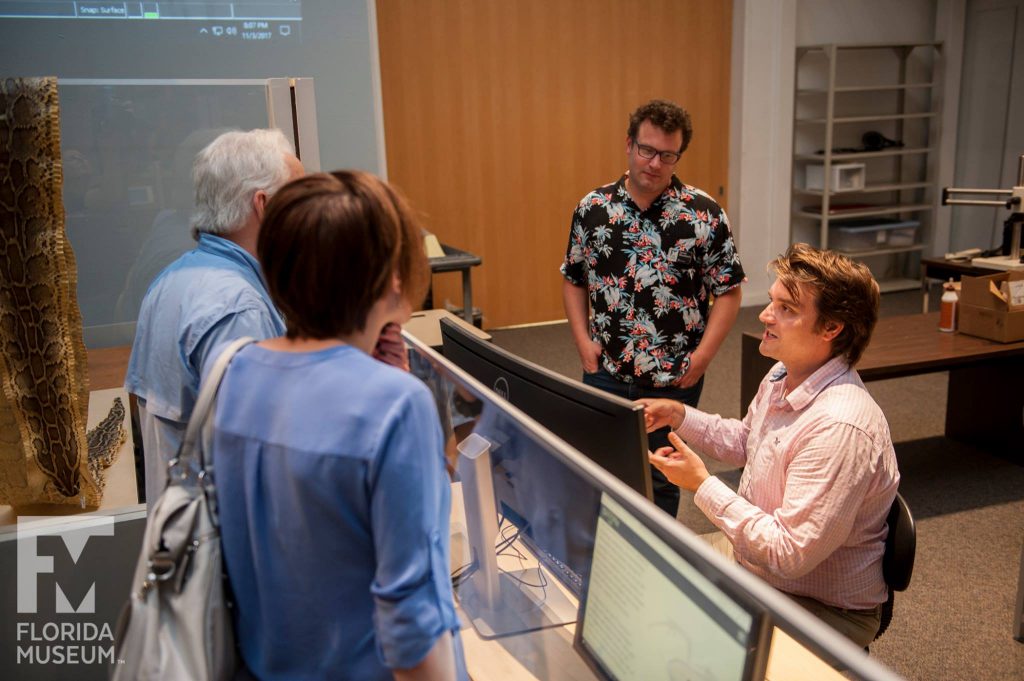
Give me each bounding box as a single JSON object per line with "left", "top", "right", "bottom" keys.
{"left": 920, "top": 256, "right": 1005, "bottom": 278}
{"left": 405, "top": 309, "right": 491, "bottom": 349}
{"left": 460, "top": 604, "right": 844, "bottom": 681}
{"left": 847, "top": 312, "right": 1024, "bottom": 378}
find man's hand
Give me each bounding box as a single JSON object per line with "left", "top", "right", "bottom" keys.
{"left": 563, "top": 280, "right": 603, "bottom": 374}
{"left": 373, "top": 322, "right": 410, "bottom": 371}
{"left": 648, "top": 432, "right": 710, "bottom": 493}
{"left": 577, "top": 338, "right": 603, "bottom": 374}
{"left": 673, "top": 287, "right": 742, "bottom": 388}
{"left": 635, "top": 398, "right": 685, "bottom": 433}
{"left": 673, "top": 350, "right": 710, "bottom": 388}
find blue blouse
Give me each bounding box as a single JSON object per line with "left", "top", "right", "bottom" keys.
{"left": 208, "top": 343, "right": 465, "bottom": 680}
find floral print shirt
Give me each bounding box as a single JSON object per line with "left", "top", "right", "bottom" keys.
{"left": 561, "top": 174, "right": 744, "bottom": 388}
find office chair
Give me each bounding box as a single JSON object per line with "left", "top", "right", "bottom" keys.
{"left": 875, "top": 492, "right": 916, "bottom": 641}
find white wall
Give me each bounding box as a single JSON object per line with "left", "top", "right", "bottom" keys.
{"left": 729, "top": 0, "right": 797, "bottom": 307}
{"left": 730, "top": 0, "right": 966, "bottom": 306}
{"left": 949, "top": 0, "right": 1023, "bottom": 251}
{"left": 795, "top": 0, "right": 937, "bottom": 43}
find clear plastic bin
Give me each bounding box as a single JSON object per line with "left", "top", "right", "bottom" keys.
{"left": 829, "top": 218, "right": 919, "bottom": 251}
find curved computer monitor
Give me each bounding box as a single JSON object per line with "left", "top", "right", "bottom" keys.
{"left": 440, "top": 318, "right": 652, "bottom": 501}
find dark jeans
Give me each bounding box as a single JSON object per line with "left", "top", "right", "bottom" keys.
{"left": 582, "top": 367, "right": 704, "bottom": 517}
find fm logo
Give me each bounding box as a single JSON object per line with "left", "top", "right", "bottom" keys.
{"left": 17, "top": 515, "right": 115, "bottom": 614}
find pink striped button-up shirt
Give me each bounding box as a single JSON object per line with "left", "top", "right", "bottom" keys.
{"left": 681, "top": 356, "right": 899, "bottom": 610}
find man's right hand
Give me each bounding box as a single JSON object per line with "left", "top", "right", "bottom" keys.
{"left": 563, "top": 280, "right": 603, "bottom": 374}
{"left": 635, "top": 398, "right": 685, "bottom": 433}
{"left": 648, "top": 433, "right": 709, "bottom": 493}
{"left": 577, "top": 338, "right": 603, "bottom": 374}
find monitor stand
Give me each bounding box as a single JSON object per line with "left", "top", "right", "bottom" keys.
{"left": 976, "top": 216, "right": 1024, "bottom": 270}
{"left": 455, "top": 432, "right": 578, "bottom": 639}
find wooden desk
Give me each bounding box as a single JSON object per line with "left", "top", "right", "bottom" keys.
{"left": 404, "top": 309, "right": 491, "bottom": 350}
{"left": 741, "top": 313, "right": 1024, "bottom": 449}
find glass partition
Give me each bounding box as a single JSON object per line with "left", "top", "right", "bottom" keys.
{"left": 57, "top": 79, "right": 277, "bottom": 348}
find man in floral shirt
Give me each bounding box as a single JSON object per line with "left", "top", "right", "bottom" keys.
{"left": 561, "top": 99, "right": 744, "bottom": 516}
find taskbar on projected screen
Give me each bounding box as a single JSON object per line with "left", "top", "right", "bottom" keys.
{"left": 0, "top": 2, "right": 302, "bottom": 43}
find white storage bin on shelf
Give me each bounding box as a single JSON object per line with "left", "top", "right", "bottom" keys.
{"left": 791, "top": 42, "right": 942, "bottom": 292}
{"left": 805, "top": 163, "right": 866, "bottom": 192}
{"left": 828, "top": 218, "right": 920, "bottom": 252}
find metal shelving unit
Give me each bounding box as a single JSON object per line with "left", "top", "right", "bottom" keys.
{"left": 791, "top": 43, "right": 943, "bottom": 291}
{"left": 793, "top": 204, "right": 934, "bottom": 220}
{"left": 795, "top": 181, "right": 932, "bottom": 197}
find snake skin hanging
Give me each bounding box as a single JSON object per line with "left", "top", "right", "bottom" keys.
{"left": 0, "top": 77, "right": 123, "bottom": 506}
{"left": 86, "top": 397, "right": 127, "bottom": 493}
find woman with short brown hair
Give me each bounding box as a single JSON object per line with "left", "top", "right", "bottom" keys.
{"left": 206, "top": 171, "right": 465, "bottom": 680}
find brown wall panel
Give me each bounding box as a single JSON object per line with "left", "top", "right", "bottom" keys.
{"left": 377, "top": 0, "right": 732, "bottom": 328}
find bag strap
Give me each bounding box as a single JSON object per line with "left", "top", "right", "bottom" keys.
{"left": 178, "top": 336, "right": 256, "bottom": 472}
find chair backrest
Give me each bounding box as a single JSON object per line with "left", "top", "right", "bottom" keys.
{"left": 882, "top": 492, "right": 916, "bottom": 592}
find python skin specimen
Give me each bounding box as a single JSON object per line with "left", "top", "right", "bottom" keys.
{"left": 86, "top": 397, "right": 127, "bottom": 493}
{"left": 0, "top": 77, "right": 117, "bottom": 506}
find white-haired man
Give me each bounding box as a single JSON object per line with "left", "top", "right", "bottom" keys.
{"left": 126, "top": 129, "right": 304, "bottom": 505}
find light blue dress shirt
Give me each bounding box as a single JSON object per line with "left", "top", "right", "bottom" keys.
{"left": 207, "top": 343, "right": 466, "bottom": 680}
{"left": 124, "top": 233, "right": 285, "bottom": 503}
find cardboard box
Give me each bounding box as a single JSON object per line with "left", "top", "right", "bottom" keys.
{"left": 958, "top": 271, "right": 1024, "bottom": 342}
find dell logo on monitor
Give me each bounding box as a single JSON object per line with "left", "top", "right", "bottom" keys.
{"left": 493, "top": 376, "right": 510, "bottom": 400}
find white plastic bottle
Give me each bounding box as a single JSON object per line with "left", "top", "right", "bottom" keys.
{"left": 938, "top": 278, "right": 958, "bottom": 332}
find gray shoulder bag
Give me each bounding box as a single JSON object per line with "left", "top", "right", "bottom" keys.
{"left": 112, "top": 337, "right": 255, "bottom": 681}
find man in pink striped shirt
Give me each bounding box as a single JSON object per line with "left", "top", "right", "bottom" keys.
{"left": 641, "top": 243, "right": 900, "bottom": 647}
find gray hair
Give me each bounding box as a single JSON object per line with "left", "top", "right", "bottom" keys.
{"left": 191, "top": 128, "right": 295, "bottom": 236}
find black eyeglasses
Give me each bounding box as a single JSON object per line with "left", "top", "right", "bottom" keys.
{"left": 633, "top": 142, "right": 682, "bottom": 165}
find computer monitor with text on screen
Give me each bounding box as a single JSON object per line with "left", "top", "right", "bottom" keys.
{"left": 576, "top": 493, "right": 770, "bottom": 681}
{"left": 439, "top": 317, "right": 652, "bottom": 501}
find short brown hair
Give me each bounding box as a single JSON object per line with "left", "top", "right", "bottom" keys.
{"left": 627, "top": 99, "right": 693, "bottom": 154}
{"left": 768, "top": 243, "right": 880, "bottom": 365}
{"left": 258, "top": 171, "right": 430, "bottom": 340}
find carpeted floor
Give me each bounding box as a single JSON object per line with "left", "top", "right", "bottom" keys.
{"left": 487, "top": 289, "right": 1024, "bottom": 681}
